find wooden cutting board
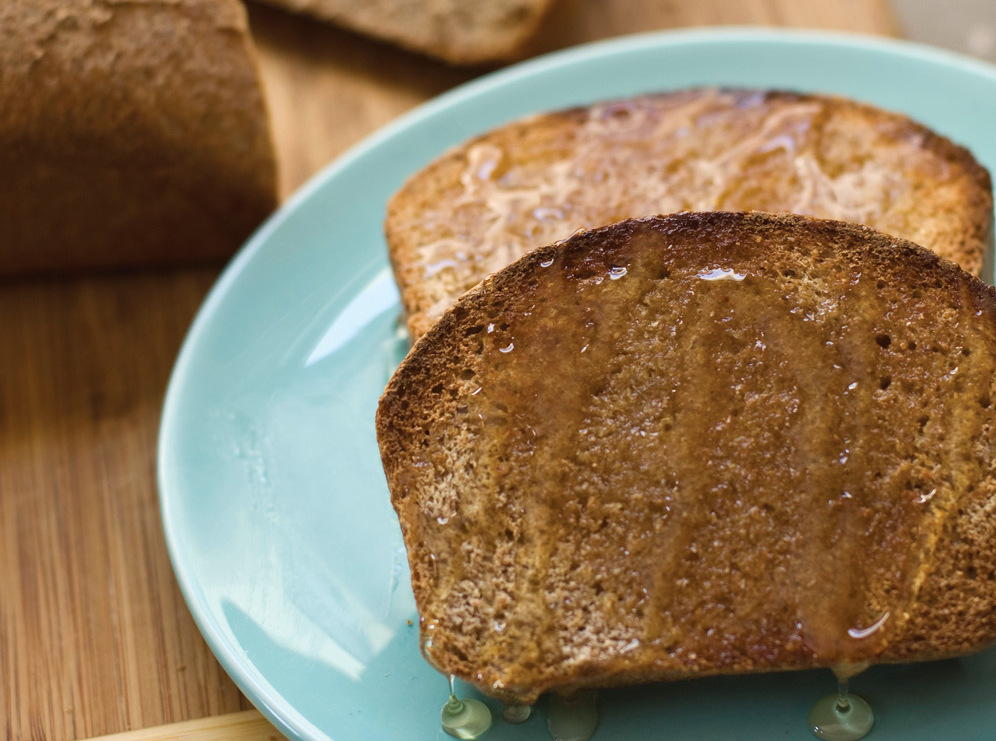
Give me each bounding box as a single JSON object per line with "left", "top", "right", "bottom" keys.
{"left": 0, "top": 2, "right": 895, "bottom": 739}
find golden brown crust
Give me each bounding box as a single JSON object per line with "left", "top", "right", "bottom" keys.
{"left": 386, "top": 88, "right": 993, "bottom": 339}
{"left": 378, "top": 212, "right": 996, "bottom": 703}
{"left": 0, "top": 0, "right": 278, "bottom": 276}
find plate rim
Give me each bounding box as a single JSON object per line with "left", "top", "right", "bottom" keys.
{"left": 157, "top": 26, "right": 996, "bottom": 741}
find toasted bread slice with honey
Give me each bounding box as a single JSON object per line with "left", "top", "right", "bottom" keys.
{"left": 386, "top": 89, "right": 992, "bottom": 339}
{"left": 377, "top": 212, "right": 996, "bottom": 704}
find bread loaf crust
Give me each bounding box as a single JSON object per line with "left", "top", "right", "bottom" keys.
{"left": 386, "top": 89, "right": 993, "bottom": 339}
{"left": 378, "top": 212, "right": 996, "bottom": 703}
{"left": 256, "top": 0, "right": 555, "bottom": 64}
{"left": 0, "top": 0, "right": 278, "bottom": 275}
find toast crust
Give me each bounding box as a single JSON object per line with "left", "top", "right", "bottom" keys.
{"left": 386, "top": 89, "right": 993, "bottom": 339}
{"left": 378, "top": 212, "right": 996, "bottom": 703}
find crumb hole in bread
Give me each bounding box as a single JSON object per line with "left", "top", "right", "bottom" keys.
{"left": 658, "top": 268, "right": 671, "bottom": 280}
{"left": 782, "top": 269, "right": 796, "bottom": 278}
{"left": 965, "top": 565, "right": 978, "bottom": 579}
{"left": 879, "top": 377, "right": 892, "bottom": 390}
{"left": 875, "top": 334, "right": 892, "bottom": 349}
{"left": 456, "top": 405, "right": 469, "bottom": 414}
{"left": 464, "top": 325, "right": 484, "bottom": 336}
{"left": 980, "top": 396, "right": 992, "bottom": 409}
{"left": 907, "top": 341, "right": 917, "bottom": 350}
{"left": 460, "top": 368, "right": 475, "bottom": 379}
{"left": 431, "top": 383, "right": 444, "bottom": 394}
{"left": 876, "top": 280, "right": 886, "bottom": 289}
{"left": 961, "top": 347, "right": 972, "bottom": 356}
{"left": 918, "top": 416, "right": 929, "bottom": 431}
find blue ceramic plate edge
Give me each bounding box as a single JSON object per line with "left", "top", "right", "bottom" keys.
{"left": 157, "top": 26, "right": 996, "bottom": 741}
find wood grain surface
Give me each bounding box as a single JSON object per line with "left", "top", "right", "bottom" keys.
{"left": 0, "top": 2, "right": 894, "bottom": 739}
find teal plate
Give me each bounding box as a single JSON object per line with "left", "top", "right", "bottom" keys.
{"left": 159, "top": 29, "right": 996, "bottom": 741}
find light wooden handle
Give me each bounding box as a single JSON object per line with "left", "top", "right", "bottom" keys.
{"left": 81, "top": 710, "right": 284, "bottom": 741}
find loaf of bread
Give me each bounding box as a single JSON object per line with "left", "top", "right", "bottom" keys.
{"left": 258, "top": 0, "right": 554, "bottom": 65}
{"left": 0, "top": 0, "right": 278, "bottom": 276}
{"left": 377, "top": 212, "right": 996, "bottom": 704}
{"left": 386, "top": 89, "right": 993, "bottom": 339}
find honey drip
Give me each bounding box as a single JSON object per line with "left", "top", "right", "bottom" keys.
{"left": 808, "top": 678, "right": 874, "bottom": 741}
{"left": 441, "top": 675, "right": 492, "bottom": 740}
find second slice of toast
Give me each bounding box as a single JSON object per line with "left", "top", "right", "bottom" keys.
{"left": 387, "top": 89, "right": 993, "bottom": 338}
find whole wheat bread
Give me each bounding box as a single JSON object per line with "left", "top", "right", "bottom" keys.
{"left": 377, "top": 212, "right": 996, "bottom": 704}
{"left": 0, "top": 0, "right": 278, "bottom": 276}
{"left": 386, "top": 89, "right": 993, "bottom": 339}
{"left": 257, "top": 0, "right": 555, "bottom": 65}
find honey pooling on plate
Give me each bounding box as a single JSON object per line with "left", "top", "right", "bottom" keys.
{"left": 808, "top": 678, "right": 874, "bottom": 741}
{"left": 502, "top": 703, "right": 532, "bottom": 723}
{"left": 547, "top": 691, "right": 599, "bottom": 741}
{"left": 440, "top": 674, "right": 492, "bottom": 739}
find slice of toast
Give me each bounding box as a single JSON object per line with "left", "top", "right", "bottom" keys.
{"left": 386, "top": 89, "right": 993, "bottom": 339}
{"left": 257, "top": 0, "right": 555, "bottom": 65}
{"left": 377, "top": 212, "right": 996, "bottom": 704}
